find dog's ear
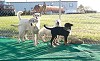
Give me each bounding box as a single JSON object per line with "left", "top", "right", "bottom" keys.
{"left": 38, "top": 13, "right": 41, "bottom": 17}
{"left": 56, "top": 21, "right": 59, "bottom": 25}
{"left": 64, "top": 23, "right": 73, "bottom": 27}
{"left": 31, "top": 23, "right": 33, "bottom": 26}
{"left": 29, "top": 18, "right": 35, "bottom": 23}
{"left": 33, "top": 13, "right": 35, "bottom": 17}
{"left": 33, "top": 13, "right": 41, "bottom": 17}
{"left": 70, "top": 24, "right": 73, "bottom": 26}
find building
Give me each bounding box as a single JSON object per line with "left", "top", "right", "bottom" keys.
{"left": 6, "top": 1, "right": 78, "bottom": 14}
{"left": 0, "top": 0, "right": 4, "bottom": 4}
{"left": 0, "top": 1, "right": 15, "bottom": 16}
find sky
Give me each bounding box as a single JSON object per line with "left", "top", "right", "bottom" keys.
{"left": 4, "top": 0, "right": 100, "bottom": 12}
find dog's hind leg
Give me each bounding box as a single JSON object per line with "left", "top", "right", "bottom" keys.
{"left": 22, "top": 31, "right": 26, "bottom": 41}
{"left": 18, "top": 32, "right": 23, "bottom": 43}
{"left": 54, "top": 35, "right": 60, "bottom": 45}
{"left": 18, "top": 27, "right": 26, "bottom": 42}
{"left": 18, "top": 35, "right": 21, "bottom": 43}
{"left": 50, "top": 35, "right": 56, "bottom": 47}
{"left": 18, "top": 32, "right": 25, "bottom": 43}
{"left": 24, "top": 30, "right": 29, "bottom": 40}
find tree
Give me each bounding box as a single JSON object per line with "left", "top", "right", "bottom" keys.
{"left": 84, "top": 6, "right": 93, "bottom": 11}
{"left": 42, "top": 2, "right": 46, "bottom": 14}
{"left": 77, "top": 4, "right": 85, "bottom": 13}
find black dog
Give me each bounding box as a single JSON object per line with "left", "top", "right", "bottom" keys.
{"left": 44, "top": 23, "right": 73, "bottom": 47}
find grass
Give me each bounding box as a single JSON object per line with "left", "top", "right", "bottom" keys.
{"left": 0, "top": 13, "right": 100, "bottom": 60}
{"left": 0, "top": 13, "right": 100, "bottom": 41}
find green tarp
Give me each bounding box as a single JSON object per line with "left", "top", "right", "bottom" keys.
{"left": 0, "top": 38, "right": 100, "bottom": 61}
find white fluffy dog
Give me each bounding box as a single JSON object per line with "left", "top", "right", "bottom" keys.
{"left": 17, "top": 11, "right": 40, "bottom": 46}
{"left": 39, "top": 19, "right": 61, "bottom": 42}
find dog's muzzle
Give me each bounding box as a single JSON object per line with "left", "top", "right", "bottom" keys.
{"left": 56, "top": 21, "right": 59, "bottom": 26}
{"left": 36, "top": 17, "right": 38, "bottom": 19}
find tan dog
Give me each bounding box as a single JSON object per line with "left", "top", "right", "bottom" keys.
{"left": 39, "top": 19, "right": 61, "bottom": 42}
{"left": 17, "top": 11, "right": 40, "bottom": 46}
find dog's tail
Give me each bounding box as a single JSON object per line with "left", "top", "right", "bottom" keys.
{"left": 44, "top": 25, "right": 52, "bottom": 30}
{"left": 11, "top": 24, "right": 20, "bottom": 27}
{"left": 17, "top": 11, "right": 23, "bottom": 20}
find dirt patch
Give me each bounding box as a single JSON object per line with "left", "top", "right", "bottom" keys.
{"left": 82, "top": 38, "right": 100, "bottom": 44}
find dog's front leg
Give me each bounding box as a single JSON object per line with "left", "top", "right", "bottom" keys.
{"left": 51, "top": 36, "right": 56, "bottom": 47}
{"left": 18, "top": 35, "right": 21, "bottom": 43}
{"left": 32, "top": 33, "right": 35, "bottom": 44}
{"left": 34, "top": 34, "right": 38, "bottom": 46}
{"left": 42, "top": 34, "right": 46, "bottom": 42}
{"left": 64, "top": 36, "right": 68, "bottom": 45}
{"left": 18, "top": 30, "right": 25, "bottom": 43}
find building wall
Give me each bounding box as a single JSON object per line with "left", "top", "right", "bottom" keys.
{"left": 0, "top": 1, "right": 5, "bottom": 4}
{"left": 7, "top": 1, "right": 78, "bottom": 14}
{"left": 63, "top": 1, "right": 78, "bottom": 13}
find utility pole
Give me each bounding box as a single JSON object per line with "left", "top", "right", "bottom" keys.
{"left": 59, "top": 0, "right": 61, "bottom": 20}
{"left": 26, "top": 0, "right": 27, "bottom": 2}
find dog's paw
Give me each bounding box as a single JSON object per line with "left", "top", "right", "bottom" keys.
{"left": 25, "top": 39, "right": 29, "bottom": 41}
{"left": 56, "top": 43, "right": 60, "bottom": 45}
{"left": 42, "top": 39, "right": 47, "bottom": 42}
{"left": 18, "top": 39, "right": 22, "bottom": 43}
{"left": 52, "top": 44, "right": 56, "bottom": 47}
{"left": 34, "top": 42, "right": 39, "bottom": 46}
{"left": 34, "top": 43, "right": 37, "bottom": 46}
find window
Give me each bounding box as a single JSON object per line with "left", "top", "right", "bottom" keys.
{"left": 9, "top": 6, "right": 14, "bottom": 9}
{"left": 4, "top": 5, "right": 9, "bottom": 9}
{"left": 69, "top": 3, "right": 73, "bottom": 7}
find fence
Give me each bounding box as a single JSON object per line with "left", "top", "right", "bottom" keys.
{"left": 0, "top": 12, "right": 100, "bottom": 41}
{"left": 1, "top": 1, "right": 100, "bottom": 61}
{"left": 0, "top": 0, "right": 100, "bottom": 40}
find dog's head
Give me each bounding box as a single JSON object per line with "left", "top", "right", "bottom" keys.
{"left": 64, "top": 23, "right": 73, "bottom": 27}
{"left": 55, "top": 19, "right": 61, "bottom": 27}
{"left": 64, "top": 23, "right": 73, "bottom": 30}
{"left": 29, "top": 18, "right": 40, "bottom": 27}
{"left": 33, "top": 13, "right": 41, "bottom": 19}
{"left": 29, "top": 13, "right": 41, "bottom": 26}
{"left": 63, "top": 23, "right": 73, "bottom": 33}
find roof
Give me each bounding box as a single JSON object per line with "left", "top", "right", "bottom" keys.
{"left": 0, "top": 0, "right": 4, "bottom": 1}
{"left": 5, "top": 0, "right": 77, "bottom": 2}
